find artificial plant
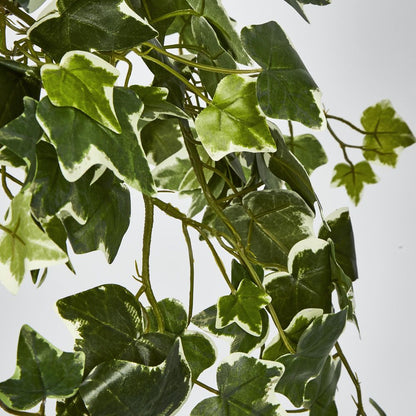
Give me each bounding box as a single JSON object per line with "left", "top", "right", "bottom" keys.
{"left": 0, "top": 0, "right": 414, "bottom": 415}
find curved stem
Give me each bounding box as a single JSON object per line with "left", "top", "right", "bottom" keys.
{"left": 140, "top": 194, "right": 165, "bottom": 333}
{"left": 150, "top": 9, "right": 201, "bottom": 24}
{"left": 0, "top": 0, "right": 34, "bottom": 26}
{"left": 182, "top": 223, "right": 195, "bottom": 324}
{"left": 327, "top": 121, "right": 355, "bottom": 169}
{"left": 1, "top": 166, "right": 14, "bottom": 199}
{"left": 194, "top": 379, "right": 220, "bottom": 395}
{"left": 142, "top": 41, "right": 262, "bottom": 75}
{"left": 335, "top": 342, "right": 368, "bottom": 416}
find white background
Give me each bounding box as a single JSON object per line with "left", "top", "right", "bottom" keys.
{"left": 1, "top": 0, "right": 416, "bottom": 414}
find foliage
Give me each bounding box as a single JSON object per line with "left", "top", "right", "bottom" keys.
{"left": 0, "top": 0, "right": 413, "bottom": 415}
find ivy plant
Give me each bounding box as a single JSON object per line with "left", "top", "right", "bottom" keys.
{"left": 0, "top": 0, "right": 413, "bottom": 415}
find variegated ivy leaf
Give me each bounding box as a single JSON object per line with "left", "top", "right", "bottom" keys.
{"left": 37, "top": 87, "right": 155, "bottom": 195}
{"left": 217, "top": 190, "right": 314, "bottom": 269}
{"left": 191, "top": 354, "right": 286, "bottom": 416}
{"left": 283, "top": 0, "right": 331, "bottom": 23}
{"left": 264, "top": 237, "right": 333, "bottom": 329}
{"left": 41, "top": 51, "right": 121, "bottom": 133}
{"left": 195, "top": 74, "right": 276, "bottom": 161}
{"left": 0, "top": 325, "right": 84, "bottom": 411}
{"left": 80, "top": 340, "right": 192, "bottom": 416}
{"left": 241, "top": 22, "right": 326, "bottom": 129}
{"left": 28, "top": 0, "right": 158, "bottom": 61}
{"left": 361, "top": 100, "right": 415, "bottom": 167}
{"left": 217, "top": 279, "right": 271, "bottom": 336}
{"left": 0, "top": 191, "right": 68, "bottom": 293}
{"left": 331, "top": 161, "right": 378, "bottom": 205}
{"left": 276, "top": 309, "right": 347, "bottom": 408}
{"left": 185, "top": 0, "right": 251, "bottom": 65}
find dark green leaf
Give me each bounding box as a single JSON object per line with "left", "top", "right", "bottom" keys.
{"left": 28, "top": 0, "right": 158, "bottom": 60}
{"left": 192, "top": 305, "right": 269, "bottom": 354}
{"left": 186, "top": 0, "right": 251, "bottom": 64}
{"left": 231, "top": 259, "right": 264, "bottom": 287}
{"left": 267, "top": 121, "right": 317, "bottom": 210}
{"left": 0, "top": 325, "right": 84, "bottom": 411}
{"left": 195, "top": 74, "right": 276, "bottom": 161}
{"left": 217, "top": 279, "right": 271, "bottom": 336}
{"left": 191, "top": 16, "right": 237, "bottom": 97}
{"left": 331, "top": 161, "right": 377, "bottom": 205}
{"left": 80, "top": 340, "right": 191, "bottom": 416}
{"left": 191, "top": 353, "right": 285, "bottom": 416}
{"left": 241, "top": 22, "right": 325, "bottom": 128}
{"left": 0, "top": 58, "right": 41, "bottom": 128}
{"left": 276, "top": 310, "right": 347, "bottom": 407}
{"left": 263, "top": 308, "right": 323, "bottom": 361}
{"left": 284, "top": 133, "right": 327, "bottom": 174}
{"left": 63, "top": 170, "right": 130, "bottom": 263}
{"left": 146, "top": 298, "right": 188, "bottom": 335}
{"left": 16, "top": 0, "right": 47, "bottom": 12}
{"left": 319, "top": 208, "right": 358, "bottom": 282}
{"left": 369, "top": 398, "right": 387, "bottom": 416}
{"left": 283, "top": 0, "right": 331, "bottom": 23}
{"left": 56, "top": 394, "right": 89, "bottom": 416}
{"left": 0, "top": 191, "right": 68, "bottom": 293}
{"left": 265, "top": 237, "right": 333, "bottom": 328}
{"left": 218, "top": 190, "right": 314, "bottom": 269}
{"left": 37, "top": 87, "right": 155, "bottom": 195}
{"left": 361, "top": 100, "right": 415, "bottom": 166}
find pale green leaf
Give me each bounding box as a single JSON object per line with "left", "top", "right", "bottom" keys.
{"left": 0, "top": 325, "right": 84, "bottom": 411}
{"left": 284, "top": 133, "right": 328, "bottom": 174}
{"left": 0, "top": 191, "right": 68, "bottom": 293}
{"left": 191, "top": 353, "right": 285, "bottom": 416}
{"left": 264, "top": 237, "right": 333, "bottom": 329}
{"left": 217, "top": 279, "right": 271, "bottom": 336}
{"left": 331, "top": 161, "right": 377, "bottom": 205}
{"left": 195, "top": 74, "right": 276, "bottom": 161}
{"left": 80, "top": 340, "right": 192, "bottom": 416}
{"left": 41, "top": 51, "right": 121, "bottom": 133}
{"left": 241, "top": 22, "right": 325, "bottom": 128}
{"left": 361, "top": 100, "right": 415, "bottom": 166}
{"left": 28, "top": 0, "right": 158, "bottom": 60}
{"left": 217, "top": 190, "right": 314, "bottom": 269}
{"left": 37, "top": 87, "right": 155, "bottom": 195}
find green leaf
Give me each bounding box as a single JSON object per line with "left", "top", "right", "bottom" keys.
{"left": 56, "top": 395, "right": 89, "bottom": 416}
{"left": 217, "top": 279, "right": 271, "bottom": 336}
{"left": 319, "top": 208, "right": 358, "bottom": 282}
{"left": 37, "top": 87, "right": 155, "bottom": 195}
{"left": 195, "top": 74, "right": 276, "bottom": 161}
{"left": 40, "top": 51, "right": 121, "bottom": 133}
{"left": 263, "top": 308, "right": 323, "bottom": 361}
{"left": 0, "top": 58, "right": 41, "bottom": 128}
{"left": 185, "top": 0, "right": 251, "bottom": 65}
{"left": 361, "top": 100, "right": 415, "bottom": 166}
{"left": 267, "top": 121, "right": 317, "bottom": 210}
{"left": 369, "top": 398, "right": 388, "bottom": 416}
{"left": 276, "top": 309, "right": 347, "bottom": 407}
{"left": 28, "top": 0, "right": 158, "bottom": 60}
{"left": 63, "top": 170, "right": 130, "bottom": 263}
{"left": 331, "top": 161, "right": 378, "bottom": 205}
{"left": 241, "top": 22, "right": 325, "bottom": 128}
{"left": 80, "top": 340, "right": 192, "bottom": 416}
{"left": 191, "top": 353, "right": 285, "bottom": 416}
{"left": 147, "top": 298, "right": 188, "bottom": 335}
{"left": 16, "top": 0, "right": 47, "bottom": 12}
{"left": 0, "top": 191, "right": 68, "bottom": 293}
{"left": 218, "top": 190, "right": 314, "bottom": 269}
{"left": 231, "top": 259, "right": 264, "bottom": 287}
{"left": 191, "top": 16, "right": 237, "bottom": 96}
{"left": 0, "top": 325, "right": 84, "bottom": 411}
{"left": 283, "top": 0, "right": 331, "bottom": 23}
{"left": 264, "top": 237, "right": 333, "bottom": 329}
{"left": 284, "top": 133, "right": 328, "bottom": 174}
{"left": 304, "top": 356, "right": 341, "bottom": 416}
{"left": 192, "top": 305, "right": 269, "bottom": 354}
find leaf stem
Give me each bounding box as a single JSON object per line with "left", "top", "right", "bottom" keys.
{"left": 194, "top": 379, "right": 220, "bottom": 395}
{"left": 1, "top": 166, "right": 14, "bottom": 199}
{"left": 142, "top": 41, "right": 262, "bottom": 75}
{"left": 0, "top": 0, "right": 34, "bottom": 26}
{"left": 326, "top": 114, "right": 369, "bottom": 135}
{"left": 335, "top": 342, "right": 368, "bottom": 416}
{"left": 182, "top": 223, "right": 195, "bottom": 324}
{"left": 149, "top": 9, "right": 201, "bottom": 24}
{"left": 140, "top": 194, "right": 165, "bottom": 333}
{"left": 327, "top": 121, "right": 355, "bottom": 169}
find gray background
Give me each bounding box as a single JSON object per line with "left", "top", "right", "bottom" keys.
{"left": 1, "top": 0, "right": 415, "bottom": 414}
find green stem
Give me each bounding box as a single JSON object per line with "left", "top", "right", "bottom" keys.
{"left": 1, "top": 166, "right": 14, "bottom": 199}
{"left": 335, "top": 342, "right": 368, "bottom": 416}
{"left": 140, "top": 195, "right": 165, "bottom": 333}
{"left": 286, "top": 408, "right": 309, "bottom": 413}
{"left": 135, "top": 49, "right": 211, "bottom": 104}
{"left": 0, "top": 0, "right": 34, "bottom": 26}
{"left": 194, "top": 379, "right": 220, "bottom": 395}
{"left": 150, "top": 9, "right": 201, "bottom": 24}
{"left": 182, "top": 223, "right": 195, "bottom": 324}
{"left": 142, "top": 41, "right": 263, "bottom": 75}
{"left": 326, "top": 114, "right": 369, "bottom": 135}
{"left": 327, "top": 121, "right": 355, "bottom": 169}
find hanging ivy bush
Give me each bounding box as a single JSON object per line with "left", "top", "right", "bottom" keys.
{"left": 0, "top": 0, "right": 413, "bottom": 415}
